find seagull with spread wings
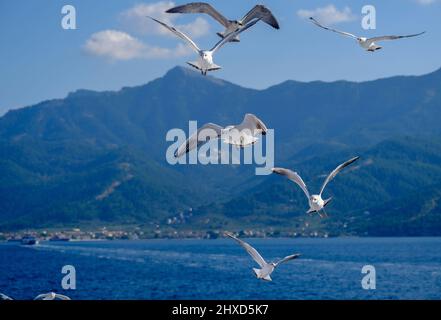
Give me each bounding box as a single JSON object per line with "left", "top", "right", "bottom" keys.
{"left": 166, "top": 3, "right": 279, "bottom": 42}
{"left": 309, "top": 17, "right": 425, "bottom": 52}
{"left": 174, "top": 114, "right": 268, "bottom": 158}
{"left": 226, "top": 233, "right": 300, "bottom": 281}
{"left": 148, "top": 16, "right": 260, "bottom": 75}
{"left": 272, "top": 157, "right": 360, "bottom": 218}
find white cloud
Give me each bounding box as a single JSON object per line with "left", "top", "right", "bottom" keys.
{"left": 297, "top": 5, "right": 356, "bottom": 25}
{"left": 120, "top": 1, "right": 210, "bottom": 38}
{"left": 83, "top": 2, "right": 207, "bottom": 62}
{"left": 178, "top": 17, "right": 211, "bottom": 39}
{"left": 415, "top": 0, "right": 438, "bottom": 4}
{"left": 83, "top": 30, "right": 192, "bottom": 61}
{"left": 84, "top": 30, "right": 146, "bottom": 60}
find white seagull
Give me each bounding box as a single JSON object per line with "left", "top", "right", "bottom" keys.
{"left": 34, "top": 292, "right": 71, "bottom": 300}
{"left": 226, "top": 233, "right": 300, "bottom": 281}
{"left": 174, "top": 114, "right": 268, "bottom": 158}
{"left": 148, "top": 16, "right": 260, "bottom": 75}
{"left": 272, "top": 157, "right": 360, "bottom": 218}
{"left": 310, "top": 17, "right": 425, "bottom": 52}
{"left": 166, "top": 3, "right": 279, "bottom": 42}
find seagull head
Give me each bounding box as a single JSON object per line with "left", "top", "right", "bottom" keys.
{"left": 201, "top": 51, "right": 212, "bottom": 60}
{"left": 310, "top": 195, "right": 321, "bottom": 204}
{"left": 358, "top": 37, "right": 367, "bottom": 43}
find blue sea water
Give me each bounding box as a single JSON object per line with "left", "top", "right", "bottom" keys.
{"left": 0, "top": 238, "right": 440, "bottom": 300}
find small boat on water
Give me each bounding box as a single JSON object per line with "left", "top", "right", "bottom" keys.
{"left": 21, "top": 236, "right": 39, "bottom": 246}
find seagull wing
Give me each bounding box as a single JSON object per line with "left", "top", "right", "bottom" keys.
{"left": 309, "top": 17, "right": 359, "bottom": 40}
{"left": 368, "top": 32, "right": 425, "bottom": 43}
{"left": 236, "top": 114, "right": 268, "bottom": 135}
{"left": 175, "top": 123, "right": 223, "bottom": 158}
{"left": 34, "top": 293, "right": 51, "bottom": 300}
{"left": 272, "top": 168, "right": 310, "bottom": 200}
{"left": 54, "top": 294, "right": 71, "bottom": 300}
{"left": 166, "top": 2, "right": 230, "bottom": 28}
{"left": 210, "top": 18, "right": 260, "bottom": 53}
{"left": 241, "top": 5, "right": 280, "bottom": 29}
{"left": 275, "top": 253, "right": 301, "bottom": 268}
{"left": 226, "top": 233, "right": 267, "bottom": 268}
{"left": 320, "top": 156, "right": 360, "bottom": 196}
{"left": 0, "top": 293, "right": 13, "bottom": 300}
{"left": 148, "top": 16, "right": 201, "bottom": 53}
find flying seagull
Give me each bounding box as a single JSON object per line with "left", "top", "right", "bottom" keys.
{"left": 309, "top": 17, "right": 425, "bottom": 52}
{"left": 166, "top": 3, "right": 279, "bottom": 42}
{"left": 174, "top": 114, "right": 268, "bottom": 158}
{"left": 272, "top": 157, "right": 360, "bottom": 218}
{"left": 226, "top": 233, "right": 300, "bottom": 281}
{"left": 0, "top": 293, "right": 13, "bottom": 300}
{"left": 34, "top": 292, "right": 71, "bottom": 300}
{"left": 148, "top": 16, "right": 259, "bottom": 75}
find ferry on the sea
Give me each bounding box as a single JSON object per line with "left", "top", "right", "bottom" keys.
{"left": 20, "top": 236, "right": 39, "bottom": 246}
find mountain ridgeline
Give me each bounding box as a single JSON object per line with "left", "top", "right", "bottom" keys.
{"left": 1, "top": 66, "right": 441, "bottom": 235}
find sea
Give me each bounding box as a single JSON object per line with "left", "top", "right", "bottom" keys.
{"left": 0, "top": 238, "right": 440, "bottom": 300}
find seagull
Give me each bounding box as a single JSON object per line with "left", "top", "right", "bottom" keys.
{"left": 166, "top": 3, "right": 279, "bottom": 42}
{"left": 34, "top": 292, "right": 71, "bottom": 300}
{"left": 272, "top": 157, "right": 360, "bottom": 218}
{"left": 174, "top": 114, "right": 268, "bottom": 158}
{"left": 309, "top": 17, "right": 425, "bottom": 52}
{"left": 148, "top": 16, "right": 260, "bottom": 75}
{"left": 226, "top": 233, "right": 300, "bottom": 281}
{"left": 0, "top": 293, "right": 13, "bottom": 300}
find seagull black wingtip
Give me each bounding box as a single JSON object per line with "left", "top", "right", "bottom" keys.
{"left": 165, "top": 8, "right": 178, "bottom": 13}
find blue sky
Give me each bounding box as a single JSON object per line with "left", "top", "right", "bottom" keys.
{"left": 0, "top": 0, "right": 440, "bottom": 114}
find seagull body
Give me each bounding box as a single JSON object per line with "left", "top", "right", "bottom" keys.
{"left": 309, "top": 17, "right": 425, "bottom": 52}
{"left": 226, "top": 233, "right": 300, "bottom": 281}
{"left": 34, "top": 292, "right": 71, "bottom": 300}
{"left": 166, "top": 3, "right": 279, "bottom": 42}
{"left": 174, "top": 114, "right": 268, "bottom": 158}
{"left": 148, "top": 16, "right": 259, "bottom": 75}
{"left": 272, "top": 157, "right": 360, "bottom": 218}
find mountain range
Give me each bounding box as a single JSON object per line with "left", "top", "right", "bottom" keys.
{"left": 1, "top": 66, "right": 441, "bottom": 235}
